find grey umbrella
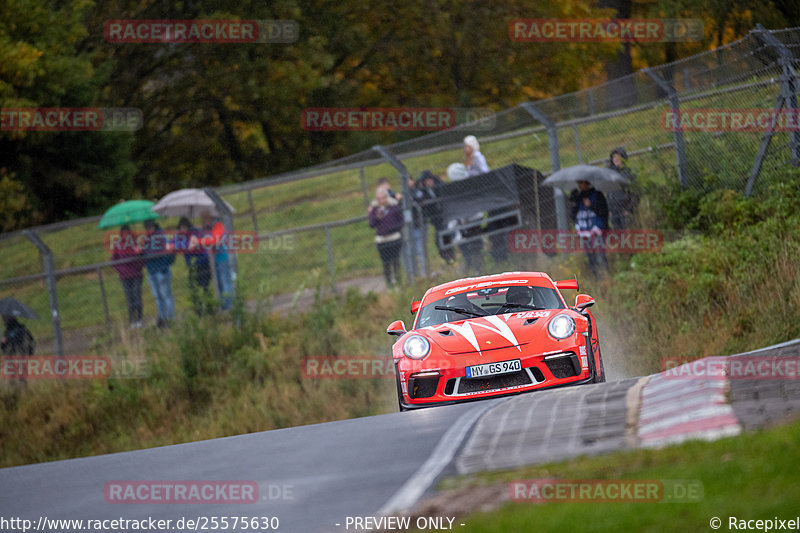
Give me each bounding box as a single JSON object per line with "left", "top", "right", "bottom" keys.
{"left": 0, "top": 297, "right": 39, "bottom": 320}
{"left": 152, "top": 188, "right": 236, "bottom": 218}
{"left": 542, "top": 164, "right": 629, "bottom": 192}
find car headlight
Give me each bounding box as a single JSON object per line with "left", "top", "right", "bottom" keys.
{"left": 403, "top": 335, "right": 431, "bottom": 359}
{"left": 548, "top": 314, "right": 575, "bottom": 339}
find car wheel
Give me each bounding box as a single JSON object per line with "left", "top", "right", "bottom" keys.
{"left": 594, "top": 348, "right": 606, "bottom": 383}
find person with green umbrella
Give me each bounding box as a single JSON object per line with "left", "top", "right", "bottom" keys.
{"left": 110, "top": 224, "right": 146, "bottom": 328}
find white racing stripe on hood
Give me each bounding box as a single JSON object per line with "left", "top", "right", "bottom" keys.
{"left": 445, "top": 321, "right": 482, "bottom": 354}
{"left": 442, "top": 315, "right": 523, "bottom": 355}
{"left": 471, "top": 315, "right": 523, "bottom": 352}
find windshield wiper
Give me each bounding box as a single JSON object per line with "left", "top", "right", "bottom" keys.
{"left": 482, "top": 303, "right": 545, "bottom": 311}
{"left": 434, "top": 305, "right": 486, "bottom": 318}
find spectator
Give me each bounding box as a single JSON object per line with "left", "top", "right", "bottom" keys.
{"left": 569, "top": 180, "right": 609, "bottom": 280}
{"left": 175, "top": 217, "right": 212, "bottom": 315}
{"left": 111, "top": 224, "right": 145, "bottom": 328}
{"left": 201, "top": 211, "right": 234, "bottom": 311}
{"left": 416, "top": 171, "right": 455, "bottom": 264}
{"left": 376, "top": 177, "right": 400, "bottom": 201}
{"left": 464, "top": 135, "right": 490, "bottom": 177}
{"left": 606, "top": 147, "right": 638, "bottom": 229}
{"left": 142, "top": 219, "right": 175, "bottom": 328}
{"left": 368, "top": 187, "right": 404, "bottom": 287}
{"left": 1, "top": 315, "right": 35, "bottom": 355}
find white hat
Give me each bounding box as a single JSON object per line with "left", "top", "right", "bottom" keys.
{"left": 463, "top": 135, "right": 480, "bottom": 152}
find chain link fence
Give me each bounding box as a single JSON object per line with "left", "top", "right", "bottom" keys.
{"left": 1, "top": 25, "right": 798, "bottom": 356}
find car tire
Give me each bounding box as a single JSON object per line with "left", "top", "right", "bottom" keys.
{"left": 594, "top": 348, "right": 606, "bottom": 383}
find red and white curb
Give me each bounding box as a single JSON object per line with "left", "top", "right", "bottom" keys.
{"left": 636, "top": 368, "right": 741, "bottom": 447}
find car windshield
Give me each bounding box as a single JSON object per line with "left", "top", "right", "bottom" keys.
{"left": 415, "top": 285, "right": 565, "bottom": 328}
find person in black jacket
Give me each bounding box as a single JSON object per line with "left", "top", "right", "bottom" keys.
{"left": 415, "top": 171, "right": 455, "bottom": 264}
{"left": 606, "top": 147, "right": 638, "bottom": 229}
{"left": 569, "top": 180, "right": 609, "bottom": 279}
{"left": 1, "top": 315, "right": 35, "bottom": 355}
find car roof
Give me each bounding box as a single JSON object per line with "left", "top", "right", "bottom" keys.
{"left": 422, "top": 271, "right": 556, "bottom": 302}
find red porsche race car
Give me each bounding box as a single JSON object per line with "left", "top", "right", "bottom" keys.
{"left": 386, "top": 271, "right": 605, "bottom": 411}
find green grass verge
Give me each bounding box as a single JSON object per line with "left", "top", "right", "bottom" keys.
{"left": 437, "top": 417, "right": 800, "bottom": 533}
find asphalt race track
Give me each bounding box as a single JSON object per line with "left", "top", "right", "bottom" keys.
{"left": 2, "top": 340, "right": 800, "bottom": 533}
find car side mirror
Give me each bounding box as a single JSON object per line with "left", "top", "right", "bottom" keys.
{"left": 410, "top": 300, "right": 421, "bottom": 314}
{"left": 387, "top": 320, "right": 407, "bottom": 336}
{"left": 575, "top": 294, "right": 595, "bottom": 310}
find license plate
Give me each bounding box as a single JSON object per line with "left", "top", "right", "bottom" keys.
{"left": 465, "top": 359, "right": 522, "bottom": 378}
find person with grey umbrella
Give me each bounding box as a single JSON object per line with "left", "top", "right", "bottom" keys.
{"left": 569, "top": 180, "right": 610, "bottom": 280}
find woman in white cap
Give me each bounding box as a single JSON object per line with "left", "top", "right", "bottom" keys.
{"left": 463, "top": 135, "right": 490, "bottom": 177}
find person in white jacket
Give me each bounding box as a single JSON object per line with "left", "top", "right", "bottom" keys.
{"left": 463, "top": 135, "right": 490, "bottom": 177}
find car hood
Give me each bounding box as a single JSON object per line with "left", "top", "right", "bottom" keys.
{"left": 418, "top": 310, "right": 558, "bottom": 354}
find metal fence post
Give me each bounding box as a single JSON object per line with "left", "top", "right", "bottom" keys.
{"left": 97, "top": 266, "right": 111, "bottom": 328}
{"left": 644, "top": 67, "right": 689, "bottom": 188}
{"left": 23, "top": 230, "right": 63, "bottom": 356}
{"left": 247, "top": 190, "right": 259, "bottom": 234}
{"left": 371, "top": 145, "right": 415, "bottom": 283}
{"left": 520, "top": 103, "right": 568, "bottom": 230}
{"left": 745, "top": 24, "right": 800, "bottom": 196}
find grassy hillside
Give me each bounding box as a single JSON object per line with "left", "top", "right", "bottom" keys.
{"left": 0, "top": 76, "right": 789, "bottom": 350}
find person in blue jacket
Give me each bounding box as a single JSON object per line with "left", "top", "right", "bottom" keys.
{"left": 142, "top": 219, "right": 176, "bottom": 327}
{"left": 175, "top": 217, "right": 212, "bottom": 315}
{"left": 569, "top": 180, "right": 609, "bottom": 280}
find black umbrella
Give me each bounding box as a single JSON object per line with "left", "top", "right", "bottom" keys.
{"left": 0, "top": 297, "right": 39, "bottom": 320}
{"left": 542, "top": 164, "right": 629, "bottom": 192}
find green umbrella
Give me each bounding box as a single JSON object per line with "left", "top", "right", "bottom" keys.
{"left": 98, "top": 200, "right": 160, "bottom": 229}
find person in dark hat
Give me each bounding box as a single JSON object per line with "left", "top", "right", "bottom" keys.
{"left": 415, "top": 171, "right": 455, "bottom": 264}
{"left": 606, "top": 147, "right": 638, "bottom": 229}
{"left": 1, "top": 315, "right": 35, "bottom": 355}
{"left": 174, "top": 217, "right": 212, "bottom": 315}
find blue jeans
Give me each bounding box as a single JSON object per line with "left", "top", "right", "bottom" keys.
{"left": 215, "top": 257, "right": 234, "bottom": 310}
{"left": 147, "top": 268, "right": 174, "bottom": 320}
